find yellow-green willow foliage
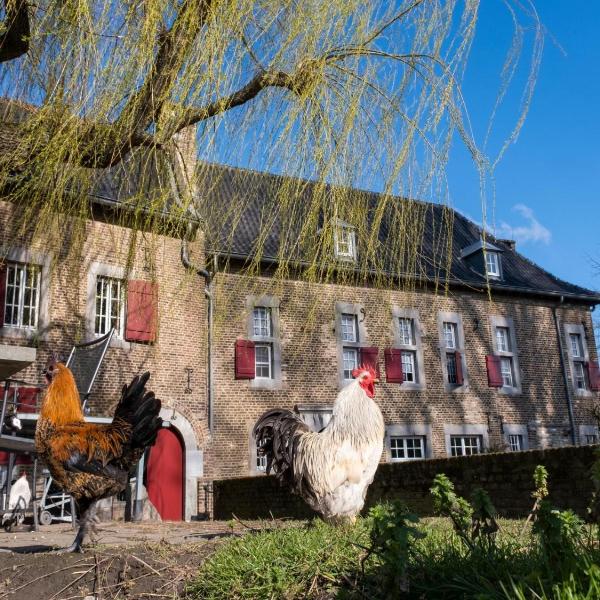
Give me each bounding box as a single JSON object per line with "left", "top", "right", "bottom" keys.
{"left": 0, "top": 0, "right": 542, "bottom": 293}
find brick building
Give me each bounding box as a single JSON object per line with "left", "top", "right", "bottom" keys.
{"left": 1, "top": 107, "right": 599, "bottom": 519}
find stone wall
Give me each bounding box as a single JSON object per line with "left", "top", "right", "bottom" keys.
{"left": 212, "top": 444, "right": 599, "bottom": 519}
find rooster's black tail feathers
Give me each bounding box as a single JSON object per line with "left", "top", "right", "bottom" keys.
{"left": 114, "top": 372, "right": 162, "bottom": 450}
{"left": 253, "top": 409, "right": 311, "bottom": 496}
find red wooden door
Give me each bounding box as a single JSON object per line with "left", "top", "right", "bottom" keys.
{"left": 146, "top": 428, "right": 184, "bottom": 521}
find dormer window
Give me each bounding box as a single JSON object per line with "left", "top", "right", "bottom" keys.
{"left": 485, "top": 251, "right": 501, "bottom": 278}
{"left": 334, "top": 223, "right": 356, "bottom": 261}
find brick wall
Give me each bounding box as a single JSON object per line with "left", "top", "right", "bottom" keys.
{"left": 0, "top": 199, "right": 209, "bottom": 446}
{"left": 212, "top": 445, "right": 599, "bottom": 519}
{"left": 201, "top": 269, "right": 598, "bottom": 489}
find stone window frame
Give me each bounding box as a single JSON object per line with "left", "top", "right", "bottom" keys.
{"left": 86, "top": 262, "right": 130, "bottom": 350}
{"left": 335, "top": 301, "right": 368, "bottom": 387}
{"left": 385, "top": 424, "right": 433, "bottom": 462}
{"left": 564, "top": 323, "right": 592, "bottom": 398}
{"left": 0, "top": 247, "right": 51, "bottom": 341}
{"left": 437, "top": 311, "right": 469, "bottom": 392}
{"left": 444, "top": 424, "right": 489, "bottom": 456}
{"left": 579, "top": 424, "right": 599, "bottom": 445}
{"left": 503, "top": 423, "right": 529, "bottom": 451}
{"left": 246, "top": 295, "right": 282, "bottom": 390}
{"left": 489, "top": 315, "right": 522, "bottom": 395}
{"left": 391, "top": 307, "right": 426, "bottom": 390}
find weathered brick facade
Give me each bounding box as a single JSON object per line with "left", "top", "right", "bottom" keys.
{"left": 200, "top": 270, "right": 599, "bottom": 497}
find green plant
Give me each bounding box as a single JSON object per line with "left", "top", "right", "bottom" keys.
{"left": 471, "top": 487, "right": 499, "bottom": 549}
{"left": 362, "top": 502, "right": 424, "bottom": 597}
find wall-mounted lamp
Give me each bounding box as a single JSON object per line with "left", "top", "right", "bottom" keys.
{"left": 185, "top": 367, "right": 193, "bottom": 394}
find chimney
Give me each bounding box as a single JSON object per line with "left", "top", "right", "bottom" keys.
{"left": 172, "top": 126, "right": 198, "bottom": 198}
{"left": 499, "top": 238, "right": 516, "bottom": 251}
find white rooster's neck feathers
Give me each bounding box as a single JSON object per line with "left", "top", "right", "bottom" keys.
{"left": 326, "top": 379, "right": 384, "bottom": 445}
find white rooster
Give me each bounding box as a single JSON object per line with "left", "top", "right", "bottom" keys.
{"left": 253, "top": 366, "right": 384, "bottom": 522}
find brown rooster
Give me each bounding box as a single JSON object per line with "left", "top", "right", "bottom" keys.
{"left": 35, "top": 359, "right": 162, "bottom": 553}
{"left": 254, "top": 366, "right": 384, "bottom": 523}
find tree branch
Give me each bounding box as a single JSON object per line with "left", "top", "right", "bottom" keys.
{"left": 0, "top": 0, "right": 29, "bottom": 63}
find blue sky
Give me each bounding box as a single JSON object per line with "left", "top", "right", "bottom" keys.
{"left": 447, "top": 0, "right": 600, "bottom": 292}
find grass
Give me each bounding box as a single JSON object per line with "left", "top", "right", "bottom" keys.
{"left": 185, "top": 516, "right": 600, "bottom": 600}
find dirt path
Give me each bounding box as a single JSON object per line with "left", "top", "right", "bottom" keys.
{"left": 0, "top": 519, "right": 270, "bottom": 599}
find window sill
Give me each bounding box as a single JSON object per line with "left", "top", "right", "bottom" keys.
{"left": 250, "top": 378, "right": 282, "bottom": 391}
{"left": 88, "top": 333, "right": 130, "bottom": 351}
{"left": 0, "top": 326, "right": 45, "bottom": 342}
{"left": 498, "top": 386, "right": 522, "bottom": 396}
{"left": 446, "top": 383, "right": 468, "bottom": 393}
{"left": 399, "top": 382, "right": 425, "bottom": 391}
{"left": 574, "top": 389, "right": 593, "bottom": 398}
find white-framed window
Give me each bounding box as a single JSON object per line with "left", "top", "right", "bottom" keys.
{"left": 438, "top": 313, "right": 467, "bottom": 389}
{"left": 253, "top": 306, "right": 272, "bottom": 337}
{"left": 565, "top": 324, "right": 591, "bottom": 395}
{"left": 500, "top": 356, "right": 514, "bottom": 387}
{"left": 334, "top": 223, "right": 357, "bottom": 260}
{"left": 398, "top": 317, "right": 414, "bottom": 345}
{"left": 3, "top": 262, "right": 41, "bottom": 329}
{"left": 586, "top": 434, "right": 599, "bottom": 445}
{"left": 393, "top": 309, "right": 425, "bottom": 389}
{"left": 443, "top": 321, "right": 458, "bottom": 349}
{"left": 337, "top": 306, "right": 363, "bottom": 383}
{"left": 450, "top": 435, "right": 482, "bottom": 456}
{"left": 94, "top": 275, "right": 125, "bottom": 337}
{"left": 496, "top": 327, "right": 511, "bottom": 353}
{"left": 485, "top": 251, "right": 501, "bottom": 277}
{"left": 256, "top": 438, "right": 268, "bottom": 472}
{"left": 508, "top": 434, "right": 523, "bottom": 451}
{"left": 401, "top": 351, "right": 416, "bottom": 383}
{"left": 341, "top": 313, "right": 358, "bottom": 343}
{"left": 255, "top": 343, "right": 273, "bottom": 379}
{"left": 297, "top": 406, "right": 333, "bottom": 432}
{"left": 390, "top": 436, "right": 425, "bottom": 461}
{"left": 491, "top": 317, "right": 520, "bottom": 393}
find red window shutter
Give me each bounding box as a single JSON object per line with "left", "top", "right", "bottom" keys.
{"left": 235, "top": 339, "right": 255, "bottom": 379}
{"left": 486, "top": 354, "right": 503, "bottom": 387}
{"left": 15, "top": 454, "right": 32, "bottom": 465}
{"left": 384, "top": 348, "right": 404, "bottom": 383}
{"left": 0, "top": 262, "right": 6, "bottom": 327}
{"left": 455, "top": 351, "right": 464, "bottom": 385}
{"left": 125, "top": 280, "right": 158, "bottom": 343}
{"left": 587, "top": 361, "right": 600, "bottom": 392}
{"left": 0, "top": 451, "right": 8, "bottom": 465}
{"left": 360, "top": 347, "right": 380, "bottom": 377}
{"left": 17, "top": 387, "right": 40, "bottom": 414}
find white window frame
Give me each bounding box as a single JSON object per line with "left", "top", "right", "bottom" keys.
{"left": 389, "top": 435, "right": 426, "bottom": 461}
{"left": 564, "top": 324, "right": 591, "bottom": 397}
{"left": 256, "top": 437, "right": 268, "bottom": 472}
{"left": 437, "top": 312, "right": 468, "bottom": 391}
{"left": 450, "top": 435, "right": 482, "bottom": 456}
{"left": 254, "top": 342, "right": 273, "bottom": 380}
{"left": 1, "top": 248, "right": 50, "bottom": 341}
{"left": 386, "top": 424, "right": 433, "bottom": 461}
{"left": 503, "top": 424, "right": 529, "bottom": 452}
{"left": 297, "top": 405, "right": 334, "bottom": 432}
{"left": 334, "top": 222, "right": 357, "bottom": 261}
{"left": 490, "top": 316, "right": 522, "bottom": 395}
{"left": 247, "top": 297, "right": 282, "bottom": 389}
{"left": 444, "top": 424, "right": 488, "bottom": 456}
{"left": 94, "top": 275, "right": 126, "bottom": 339}
{"left": 3, "top": 261, "right": 41, "bottom": 330}
{"left": 392, "top": 308, "right": 426, "bottom": 390}
{"left": 485, "top": 251, "right": 501, "bottom": 278}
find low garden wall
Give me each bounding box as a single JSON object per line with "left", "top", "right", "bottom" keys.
{"left": 212, "top": 445, "right": 598, "bottom": 520}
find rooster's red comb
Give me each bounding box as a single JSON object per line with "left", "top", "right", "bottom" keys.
{"left": 351, "top": 365, "right": 377, "bottom": 379}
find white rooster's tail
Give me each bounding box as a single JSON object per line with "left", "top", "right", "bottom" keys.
{"left": 253, "top": 409, "right": 313, "bottom": 497}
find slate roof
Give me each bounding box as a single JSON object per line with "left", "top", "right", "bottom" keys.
{"left": 197, "top": 162, "right": 600, "bottom": 304}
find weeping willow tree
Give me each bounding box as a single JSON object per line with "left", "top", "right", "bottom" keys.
{"left": 0, "top": 0, "right": 542, "bottom": 294}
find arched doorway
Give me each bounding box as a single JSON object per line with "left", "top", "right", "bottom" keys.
{"left": 146, "top": 428, "right": 184, "bottom": 521}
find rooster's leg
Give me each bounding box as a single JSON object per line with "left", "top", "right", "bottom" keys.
{"left": 56, "top": 499, "right": 97, "bottom": 554}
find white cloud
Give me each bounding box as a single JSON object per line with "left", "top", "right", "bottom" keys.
{"left": 497, "top": 203, "right": 551, "bottom": 245}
